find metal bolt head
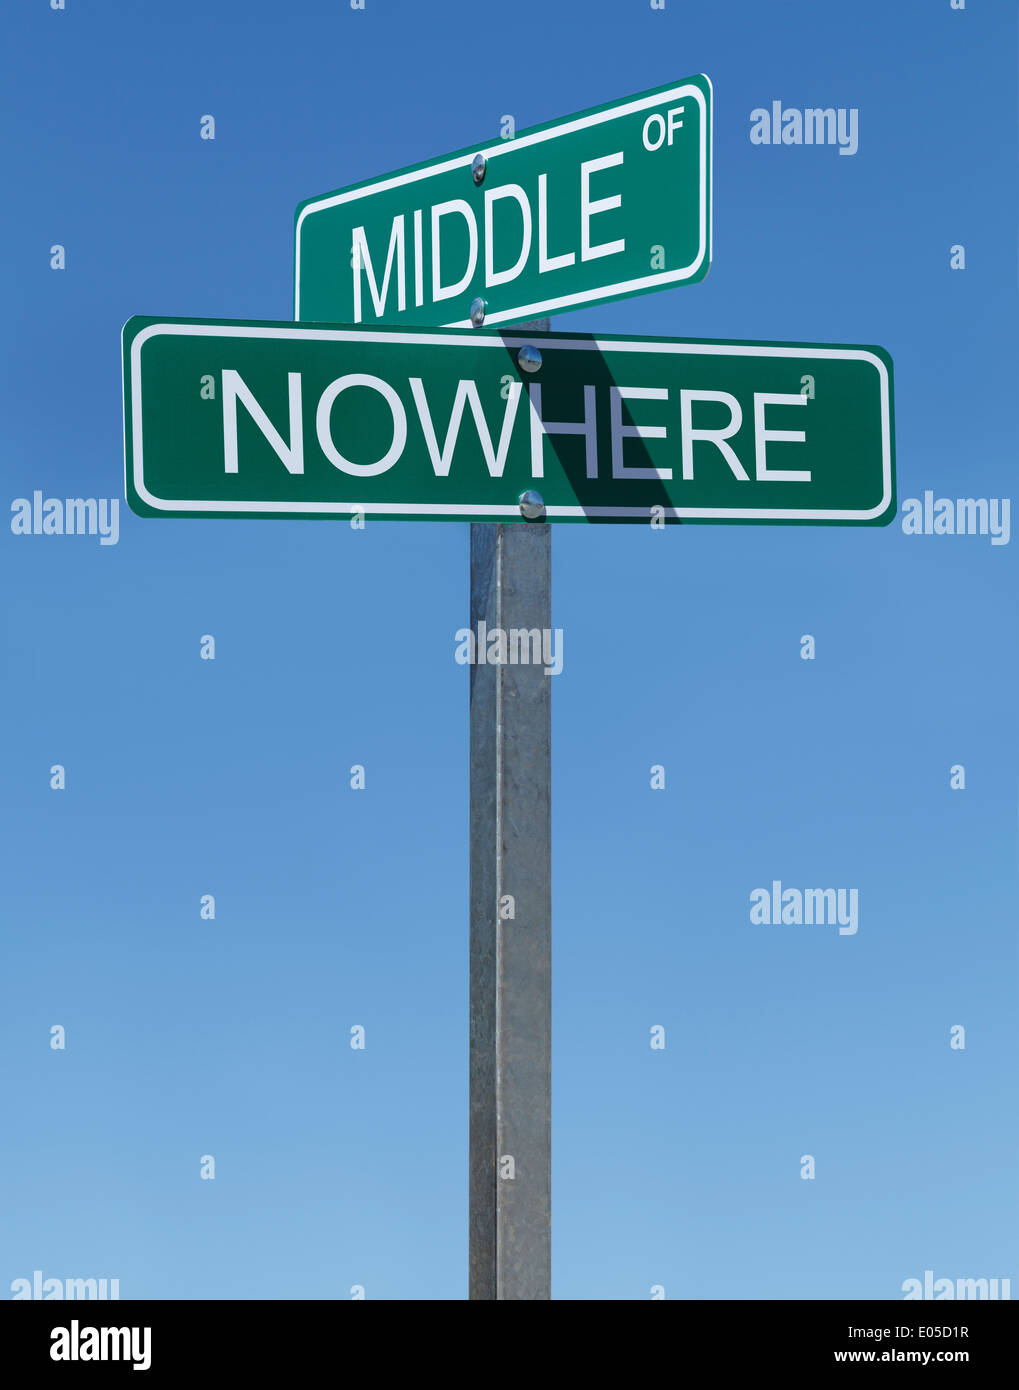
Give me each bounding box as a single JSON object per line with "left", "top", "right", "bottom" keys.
{"left": 517, "top": 344, "right": 542, "bottom": 374}
{"left": 519, "top": 490, "right": 546, "bottom": 520}
{"left": 469, "top": 297, "right": 486, "bottom": 327}
{"left": 471, "top": 153, "right": 487, "bottom": 185}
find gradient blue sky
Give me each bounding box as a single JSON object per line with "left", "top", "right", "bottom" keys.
{"left": 1, "top": 0, "right": 1016, "bottom": 1299}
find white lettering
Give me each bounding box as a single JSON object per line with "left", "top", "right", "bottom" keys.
{"left": 316, "top": 374, "right": 407, "bottom": 476}
{"left": 410, "top": 377, "right": 521, "bottom": 478}
{"left": 537, "top": 173, "right": 575, "bottom": 274}
{"left": 431, "top": 199, "right": 478, "bottom": 302}
{"left": 484, "top": 184, "right": 532, "bottom": 288}
{"left": 222, "top": 370, "right": 304, "bottom": 475}
{"left": 609, "top": 386, "right": 671, "bottom": 480}
{"left": 580, "top": 153, "right": 625, "bottom": 261}
{"left": 528, "top": 383, "right": 598, "bottom": 479}
{"left": 351, "top": 216, "right": 406, "bottom": 323}
{"left": 680, "top": 390, "right": 748, "bottom": 480}
{"left": 753, "top": 392, "right": 810, "bottom": 482}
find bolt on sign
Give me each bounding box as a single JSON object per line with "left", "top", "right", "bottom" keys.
{"left": 122, "top": 317, "right": 894, "bottom": 525}
{"left": 293, "top": 75, "right": 712, "bottom": 329}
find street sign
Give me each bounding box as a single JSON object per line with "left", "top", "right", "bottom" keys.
{"left": 122, "top": 316, "right": 895, "bottom": 525}
{"left": 294, "top": 76, "right": 712, "bottom": 329}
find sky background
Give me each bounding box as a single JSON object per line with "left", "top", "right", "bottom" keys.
{"left": 1, "top": 0, "right": 1016, "bottom": 1300}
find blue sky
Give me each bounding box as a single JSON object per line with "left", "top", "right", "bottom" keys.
{"left": 1, "top": 0, "right": 1015, "bottom": 1299}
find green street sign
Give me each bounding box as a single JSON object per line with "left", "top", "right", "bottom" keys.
{"left": 294, "top": 76, "right": 712, "bottom": 329}
{"left": 122, "top": 316, "right": 894, "bottom": 525}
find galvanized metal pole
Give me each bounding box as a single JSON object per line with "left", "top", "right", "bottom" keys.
{"left": 469, "top": 320, "right": 551, "bottom": 1300}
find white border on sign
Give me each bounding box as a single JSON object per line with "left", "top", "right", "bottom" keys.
{"left": 293, "top": 81, "right": 711, "bottom": 325}
{"left": 127, "top": 322, "right": 893, "bottom": 521}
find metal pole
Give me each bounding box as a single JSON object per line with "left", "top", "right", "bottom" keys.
{"left": 469, "top": 321, "right": 551, "bottom": 1300}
